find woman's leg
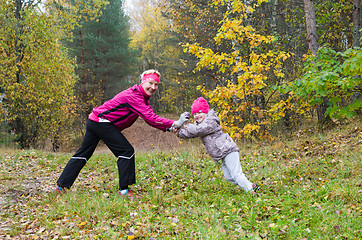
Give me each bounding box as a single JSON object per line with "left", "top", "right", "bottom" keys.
{"left": 57, "top": 119, "right": 100, "bottom": 189}
{"left": 223, "top": 152, "right": 253, "bottom": 192}
{"left": 93, "top": 123, "right": 136, "bottom": 189}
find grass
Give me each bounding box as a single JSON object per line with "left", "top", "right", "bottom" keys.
{"left": 0, "top": 119, "right": 361, "bottom": 239}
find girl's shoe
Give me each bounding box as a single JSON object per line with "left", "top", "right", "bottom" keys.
{"left": 56, "top": 186, "right": 66, "bottom": 194}
{"left": 252, "top": 183, "right": 260, "bottom": 192}
{"left": 251, "top": 183, "right": 260, "bottom": 196}
{"left": 118, "top": 189, "right": 133, "bottom": 199}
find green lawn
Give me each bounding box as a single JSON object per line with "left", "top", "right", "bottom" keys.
{"left": 0, "top": 121, "right": 361, "bottom": 239}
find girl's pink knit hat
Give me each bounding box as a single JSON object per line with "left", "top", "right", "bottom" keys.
{"left": 191, "top": 97, "right": 209, "bottom": 114}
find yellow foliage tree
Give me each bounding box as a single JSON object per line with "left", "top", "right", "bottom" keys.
{"left": 129, "top": 0, "right": 175, "bottom": 70}
{"left": 45, "top": 0, "right": 109, "bottom": 40}
{"left": 184, "top": 0, "right": 291, "bottom": 140}
{"left": 128, "top": 0, "right": 187, "bottom": 112}
{"left": 0, "top": 0, "right": 106, "bottom": 149}
{"left": 0, "top": 1, "right": 76, "bottom": 149}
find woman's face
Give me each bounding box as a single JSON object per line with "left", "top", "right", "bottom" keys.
{"left": 142, "top": 80, "right": 159, "bottom": 97}
{"left": 193, "top": 112, "right": 207, "bottom": 123}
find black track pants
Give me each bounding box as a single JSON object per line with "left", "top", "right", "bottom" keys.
{"left": 57, "top": 119, "right": 136, "bottom": 189}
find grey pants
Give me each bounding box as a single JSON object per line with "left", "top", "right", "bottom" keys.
{"left": 222, "top": 151, "right": 253, "bottom": 192}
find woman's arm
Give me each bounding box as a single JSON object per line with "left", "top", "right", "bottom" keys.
{"left": 128, "top": 94, "right": 175, "bottom": 131}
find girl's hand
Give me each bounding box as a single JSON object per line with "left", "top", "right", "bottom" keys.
{"left": 173, "top": 112, "right": 190, "bottom": 129}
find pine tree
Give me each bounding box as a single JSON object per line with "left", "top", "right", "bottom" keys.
{"left": 69, "top": 0, "right": 134, "bottom": 109}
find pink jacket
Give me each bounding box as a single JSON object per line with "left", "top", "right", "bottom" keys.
{"left": 89, "top": 84, "right": 174, "bottom": 131}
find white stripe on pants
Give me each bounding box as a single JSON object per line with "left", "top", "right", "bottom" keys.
{"left": 222, "top": 151, "right": 253, "bottom": 192}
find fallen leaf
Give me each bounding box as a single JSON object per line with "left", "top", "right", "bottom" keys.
{"left": 333, "top": 225, "right": 341, "bottom": 232}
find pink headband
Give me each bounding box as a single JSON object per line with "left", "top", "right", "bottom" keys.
{"left": 141, "top": 73, "right": 160, "bottom": 84}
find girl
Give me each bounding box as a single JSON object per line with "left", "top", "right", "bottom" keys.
{"left": 176, "top": 97, "right": 259, "bottom": 195}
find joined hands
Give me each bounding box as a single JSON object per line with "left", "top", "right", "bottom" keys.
{"left": 167, "top": 112, "right": 190, "bottom": 132}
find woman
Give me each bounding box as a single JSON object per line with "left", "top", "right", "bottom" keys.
{"left": 56, "top": 69, "right": 188, "bottom": 197}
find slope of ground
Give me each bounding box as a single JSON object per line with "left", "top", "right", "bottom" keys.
{"left": 122, "top": 117, "right": 183, "bottom": 152}
{"left": 0, "top": 118, "right": 360, "bottom": 239}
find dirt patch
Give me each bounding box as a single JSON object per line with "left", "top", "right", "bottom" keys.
{"left": 95, "top": 117, "right": 183, "bottom": 153}
{"left": 123, "top": 117, "right": 183, "bottom": 152}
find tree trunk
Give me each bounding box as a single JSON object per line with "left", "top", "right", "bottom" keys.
{"left": 352, "top": 0, "right": 361, "bottom": 107}
{"left": 270, "top": 0, "right": 278, "bottom": 36}
{"left": 79, "top": 30, "right": 86, "bottom": 84}
{"left": 15, "top": 0, "right": 24, "bottom": 83}
{"left": 303, "top": 0, "right": 318, "bottom": 56}
{"left": 353, "top": 0, "right": 361, "bottom": 48}
{"left": 304, "top": 0, "right": 330, "bottom": 125}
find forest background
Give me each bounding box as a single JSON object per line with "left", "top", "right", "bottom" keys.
{"left": 0, "top": 0, "right": 361, "bottom": 150}
{"left": 0, "top": 1, "right": 361, "bottom": 239}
